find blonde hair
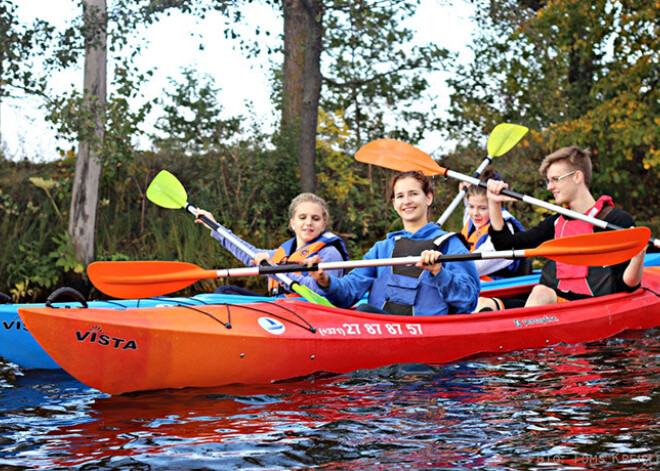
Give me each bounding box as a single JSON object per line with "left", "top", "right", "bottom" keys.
{"left": 288, "top": 193, "right": 330, "bottom": 222}
{"left": 539, "top": 146, "right": 593, "bottom": 187}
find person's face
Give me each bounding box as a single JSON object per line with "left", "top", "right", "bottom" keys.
{"left": 468, "top": 194, "right": 490, "bottom": 229}
{"left": 545, "top": 162, "right": 579, "bottom": 205}
{"left": 392, "top": 177, "right": 432, "bottom": 226}
{"left": 290, "top": 202, "right": 327, "bottom": 244}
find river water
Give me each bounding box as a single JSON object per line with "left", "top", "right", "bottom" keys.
{"left": 1, "top": 328, "right": 659, "bottom": 470}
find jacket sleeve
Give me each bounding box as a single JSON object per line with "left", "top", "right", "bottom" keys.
{"left": 472, "top": 234, "right": 514, "bottom": 276}
{"left": 433, "top": 236, "right": 480, "bottom": 313}
{"left": 210, "top": 229, "right": 274, "bottom": 267}
{"left": 321, "top": 244, "right": 381, "bottom": 308}
{"left": 489, "top": 214, "right": 557, "bottom": 250}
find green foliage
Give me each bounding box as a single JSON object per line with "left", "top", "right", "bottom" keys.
{"left": 442, "top": 0, "right": 659, "bottom": 222}
{"left": 0, "top": 1, "right": 53, "bottom": 99}
{"left": 151, "top": 67, "right": 241, "bottom": 155}
{"left": 321, "top": 0, "right": 451, "bottom": 148}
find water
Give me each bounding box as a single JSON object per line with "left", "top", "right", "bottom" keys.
{"left": 1, "top": 329, "right": 659, "bottom": 470}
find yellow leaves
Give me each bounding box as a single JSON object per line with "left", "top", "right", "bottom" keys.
{"left": 643, "top": 147, "right": 660, "bottom": 171}
{"left": 10, "top": 279, "right": 32, "bottom": 302}
{"left": 625, "top": 149, "right": 633, "bottom": 161}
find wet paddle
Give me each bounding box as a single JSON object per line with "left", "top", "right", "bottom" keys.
{"left": 145, "top": 170, "right": 334, "bottom": 306}
{"left": 88, "top": 228, "right": 650, "bottom": 299}
{"left": 355, "top": 139, "right": 660, "bottom": 249}
{"left": 437, "top": 123, "right": 528, "bottom": 225}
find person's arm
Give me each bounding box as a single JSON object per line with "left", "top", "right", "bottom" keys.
{"left": 278, "top": 246, "right": 346, "bottom": 294}
{"left": 309, "top": 245, "right": 381, "bottom": 308}
{"left": 604, "top": 208, "right": 645, "bottom": 290}
{"left": 209, "top": 229, "right": 271, "bottom": 267}
{"left": 472, "top": 234, "right": 515, "bottom": 276}
{"left": 194, "top": 208, "right": 269, "bottom": 266}
{"left": 489, "top": 214, "right": 557, "bottom": 251}
{"left": 485, "top": 179, "right": 511, "bottom": 231}
{"left": 430, "top": 237, "right": 481, "bottom": 313}
{"left": 623, "top": 248, "right": 646, "bottom": 288}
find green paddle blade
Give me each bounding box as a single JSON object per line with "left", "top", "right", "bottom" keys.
{"left": 146, "top": 170, "right": 188, "bottom": 209}
{"left": 291, "top": 283, "right": 335, "bottom": 307}
{"left": 487, "top": 123, "right": 529, "bottom": 157}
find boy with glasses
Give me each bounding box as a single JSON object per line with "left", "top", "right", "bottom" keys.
{"left": 479, "top": 145, "right": 646, "bottom": 309}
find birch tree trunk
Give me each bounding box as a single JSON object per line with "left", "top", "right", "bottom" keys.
{"left": 68, "top": 0, "right": 106, "bottom": 266}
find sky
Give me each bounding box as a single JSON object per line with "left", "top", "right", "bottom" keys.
{"left": 2, "top": 0, "right": 476, "bottom": 162}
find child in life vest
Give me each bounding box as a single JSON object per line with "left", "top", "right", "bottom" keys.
{"left": 195, "top": 193, "right": 348, "bottom": 297}
{"left": 460, "top": 169, "right": 530, "bottom": 281}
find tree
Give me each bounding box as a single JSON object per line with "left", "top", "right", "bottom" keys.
{"left": 0, "top": 0, "right": 52, "bottom": 146}
{"left": 281, "top": 0, "right": 323, "bottom": 193}
{"left": 321, "top": 0, "right": 449, "bottom": 148}
{"left": 443, "top": 0, "right": 659, "bottom": 211}
{"left": 68, "top": 0, "right": 107, "bottom": 265}
{"left": 152, "top": 67, "right": 241, "bottom": 155}
{"left": 281, "top": 0, "right": 449, "bottom": 191}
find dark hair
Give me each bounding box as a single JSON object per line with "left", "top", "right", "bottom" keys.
{"left": 388, "top": 170, "right": 434, "bottom": 201}
{"left": 466, "top": 168, "right": 502, "bottom": 198}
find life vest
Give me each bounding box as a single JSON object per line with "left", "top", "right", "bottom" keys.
{"left": 267, "top": 231, "right": 349, "bottom": 296}
{"left": 553, "top": 195, "right": 614, "bottom": 296}
{"left": 381, "top": 232, "right": 462, "bottom": 315}
{"left": 460, "top": 209, "right": 529, "bottom": 280}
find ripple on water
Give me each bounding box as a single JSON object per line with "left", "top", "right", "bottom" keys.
{"left": 0, "top": 328, "right": 658, "bottom": 470}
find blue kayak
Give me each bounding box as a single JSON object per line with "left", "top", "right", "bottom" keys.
{"left": 0, "top": 292, "right": 270, "bottom": 370}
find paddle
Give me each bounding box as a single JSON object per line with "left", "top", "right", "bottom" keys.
{"left": 355, "top": 139, "right": 660, "bottom": 249}
{"left": 145, "top": 170, "right": 333, "bottom": 306}
{"left": 88, "top": 228, "right": 650, "bottom": 299}
{"left": 437, "top": 123, "right": 528, "bottom": 225}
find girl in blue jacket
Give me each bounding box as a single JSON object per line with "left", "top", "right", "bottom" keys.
{"left": 309, "top": 171, "right": 480, "bottom": 315}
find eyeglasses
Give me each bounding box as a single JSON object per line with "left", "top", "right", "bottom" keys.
{"left": 545, "top": 170, "right": 577, "bottom": 186}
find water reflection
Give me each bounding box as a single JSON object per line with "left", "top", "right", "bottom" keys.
{"left": 0, "top": 328, "right": 658, "bottom": 470}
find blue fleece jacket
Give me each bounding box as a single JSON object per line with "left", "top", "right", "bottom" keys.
{"left": 321, "top": 223, "right": 480, "bottom": 315}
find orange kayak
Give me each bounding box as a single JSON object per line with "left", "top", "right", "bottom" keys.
{"left": 19, "top": 267, "right": 660, "bottom": 395}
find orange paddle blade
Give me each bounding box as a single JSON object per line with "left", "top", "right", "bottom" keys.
{"left": 88, "top": 261, "right": 217, "bottom": 299}
{"left": 528, "top": 227, "right": 650, "bottom": 266}
{"left": 355, "top": 139, "right": 445, "bottom": 176}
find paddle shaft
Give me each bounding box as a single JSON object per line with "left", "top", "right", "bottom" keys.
{"left": 183, "top": 202, "right": 301, "bottom": 289}
{"left": 437, "top": 157, "right": 491, "bottom": 225}
{"left": 212, "top": 251, "right": 528, "bottom": 278}
{"left": 444, "top": 169, "right": 660, "bottom": 249}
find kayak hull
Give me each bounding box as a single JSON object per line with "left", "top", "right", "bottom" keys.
{"left": 8, "top": 253, "right": 660, "bottom": 371}
{"left": 19, "top": 267, "right": 660, "bottom": 395}
{"left": 0, "top": 293, "right": 270, "bottom": 369}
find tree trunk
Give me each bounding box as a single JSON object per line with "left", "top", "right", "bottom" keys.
{"left": 68, "top": 0, "right": 106, "bottom": 266}
{"left": 282, "top": 0, "right": 323, "bottom": 193}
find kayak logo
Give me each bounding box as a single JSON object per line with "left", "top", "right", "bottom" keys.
{"left": 3, "top": 316, "right": 28, "bottom": 332}
{"left": 75, "top": 325, "right": 138, "bottom": 350}
{"left": 514, "top": 315, "right": 559, "bottom": 328}
{"left": 258, "top": 317, "right": 286, "bottom": 335}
